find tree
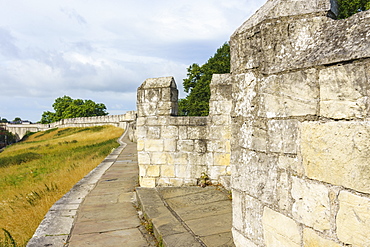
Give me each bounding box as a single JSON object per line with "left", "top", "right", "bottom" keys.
{"left": 12, "top": 117, "right": 22, "bottom": 124}
{"left": 40, "top": 96, "right": 109, "bottom": 124}
{"left": 179, "top": 43, "right": 230, "bottom": 116}
{"left": 337, "top": 0, "right": 370, "bottom": 19}
{"left": 0, "top": 118, "right": 8, "bottom": 123}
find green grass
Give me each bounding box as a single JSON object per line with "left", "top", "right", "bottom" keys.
{"left": 0, "top": 125, "right": 124, "bottom": 246}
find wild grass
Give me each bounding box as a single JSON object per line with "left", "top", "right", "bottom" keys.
{"left": 0, "top": 125, "right": 124, "bottom": 246}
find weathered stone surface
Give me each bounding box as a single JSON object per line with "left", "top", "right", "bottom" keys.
{"left": 301, "top": 121, "right": 370, "bottom": 193}
{"left": 337, "top": 191, "right": 370, "bottom": 246}
{"left": 319, "top": 63, "right": 368, "bottom": 119}
{"left": 262, "top": 207, "right": 301, "bottom": 247}
{"left": 232, "top": 229, "right": 258, "bottom": 247}
{"left": 303, "top": 228, "right": 341, "bottom": 247}
{"left": 291, "top": 177, "right": 330, "bottom": 231}
{"left": 268, "top": 120, "right": 298, "bottom": 154}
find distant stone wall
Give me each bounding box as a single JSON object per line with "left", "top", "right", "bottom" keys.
{"left": 230, "top": 0, "right": 370, "bottom": 246}
{"left": 5, "top": 111, "right": 136, "bottom": 141}
{"left": 137, "top": 76, "right": 232, "bottom": 188}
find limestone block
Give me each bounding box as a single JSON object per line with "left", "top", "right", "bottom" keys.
{"left": 209, "top": 115, "right": 231, "bottom": 126}
{"left": 147, "top": 126, "right": 161, "bottom": 139}
{"left": 183, "top": 178, "right": 197, "bottom": 186}
{"left": 319, "top": 63, "right": 368, "bottom": 119}
{"left": 138, "top": 152, "right": 150, "bottom": 165}
{"left": 231, "top": 150, "right": 278, "bottom": 204}
{"left": 188, "top": 153, "right": 205, "bottom": 166}
{"left": 232, "top": 72, "right": 258, "bottom": 118}
{"left": 291, "top": 177, "right": 330, "bottom": 231}
{"left": 161, "top": 165, "right": 175, "bottom": 177}
{"left": 136, "top": 117, "right": 146, "bottom": 126}
{"left": 137, "top": 139, "right": 145, "bottom": 151}
{"left": 277, "top": 155, "right": 300, "bottom": 173}
{"left": 258, "top": 70, "right": 318, "bottom": 118}
{"left": 232, "top": 190, "right": 244, "bottom": 232}
{"left": 175, "top": 165, "right": 187, "bottom": 178}
{"left": 164, "top": 139, "right": 177, "bottom": 152}
{"left": 136, "top": 126, "right": 147, "bottom": 139}
{"left": 301, "top": 121, "right": 370, "bottom": 193}
{"left": 209, "top": 166, "right": 226, "bottom": 180}
{"left": 243, "top": 194, "right": 265, "bottom": 246}
{"left": 277, "top": 171, "right": 291, "bottom": 212}
{"left": 337, "top": 191, "right": 370, "bottom": 246}
{"left": 238, "top": 119, "right": 267, "bottom": 152}
{"left": 161, "top": 126, "right": 179, "bottom": 139}
{"left": 268, "top": 120, "right": 298, "bottom": 154}
{"left": 145, "top": 139, "right": 164, "bottom": 152}
{"left": 177, "top": 140, "right": 194, "bottom": 152}
{"left": 262, "top": 207, "right": 301, "bottom": 247}
{"left": 209, "top": 126, "right": 231, "bottom": 140}
{"left": 303, "top": 228, "right": 341, "bottom": 247}
{"left": 146, "top": 165, "right": 160, "bottom": 177}
{"left": 140, "top": 177, "right": 156, "bottom": 188}
{"left": 209, "top": 101, "right": 232, "bottom": 115}
{"left": 232, "top": 229, "right": 258, "bottom": 247}
{"left": 146, "top": 117, "right": 159, "bottom": 126}
{"left": 167, "top": 152, "right": 188, "bottom": 166}
{"left": 213, "top": 153, "right": 230, "bottom": 166}
{"left": 168, "top": 178, "right": 184, "bottom": 187}
{"left": 188, "top": 126, "right": 207, "bottom": 140}
{"left": 139, "top": 165, "right": 147, "bottom": 177}
{"left": 207, "top": 140, "right": 228, "bottom": 153}
{"left": 178, "top": 126, "right": 188, "bottom": 139}
{"left": 151, "top": 152, "right": 167, "bottom": 165}
{"left": 194, "top": 140, "right": 207, "bottom": 153}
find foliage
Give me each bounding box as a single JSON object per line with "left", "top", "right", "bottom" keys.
{"left": 0, "top": 152, "right": 42, "bottom": 168}
{"left": 0, "top": 127, "right": 16, "bottom": 148}
{"left": 337, "top": 0, "right": 370, "bottom": 19}
{"left": 0, "top": 228, "right": 17, "bottom": 247}
{"left": 179, "top": 43, "right": 230, "bottom": 116}
{"left": 12, "top": 118, "right": 22, "bottom": 124}
{"left": 40, "top": 96, "right": 108, "bottom": 124}
{"left": 0, "top": 118, "right": 8, "bottom": 123}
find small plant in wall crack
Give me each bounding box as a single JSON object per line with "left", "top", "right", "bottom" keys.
{"left": 198, "top": 172, "right": 212, "bottom": 187}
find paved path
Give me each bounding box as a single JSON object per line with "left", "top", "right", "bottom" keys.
{"left": 67, "top": 134, "right": 155, "bottom": 247}
{"left": 28, "top": 128, "right": 235, "bottom": 247}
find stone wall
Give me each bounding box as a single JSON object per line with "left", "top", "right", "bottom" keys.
{"left": 5, "top": 111, "right": 136, "bottom": 141}
{"left": 137, "top": 76, "right": 232, "bottom": 188}
{"left": 230, "top": 0, "right": 370, "bottom": 246}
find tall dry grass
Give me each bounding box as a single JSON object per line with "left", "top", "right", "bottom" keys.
{"left": 0, "top": 125, "right": 124, "bottom": 246}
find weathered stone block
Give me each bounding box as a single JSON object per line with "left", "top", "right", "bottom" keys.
{"left": 232, "top": 190, "right": 244, "bottom": 232}
{"left": 177, "top": 140, "right": 194, "bottom": 152}
{"left": 137, "top": 139, "right": 145, "bottom": 151}
{"left": 164, "top": 139, "right": 177, "bottom": 152}
{"left": 277, "top": 155, "right": 300, "bottom": 173}
{"left": 232, "top": 150, "right": 278, "bottom": 204}
{"left": 167, "top": 152, "right": 188, "bottom": 165}
{"left": 151, "top": 152, "right": 167, "bottom": 165}
{"left": 319, "top": 63, "right": 368, "bottom": 119}
{"left": 146, "top": 165, "right": 160, "bottom": 177}
{"left": 303, "top": 228, "right": 341, "bottom": 247}
{"left": 138, "top": 152, "right": 150, "bottom": 165}
{"left": 262, "top": 207, "right": 301, "bottom": 247}
{"left": 175, "top": 165, "right": 187, "bottom": 178}
{"left": 291, "top": 177, "right": 330, "bottom": 231}
{"left": 232, "top": 229, "right": 258, "bottom": 247}
{"left": 194, "top": 140, "right": 207, "bottom": 153}
{"left": 268, "top": 120, "right": 298, "bottom": 154}
{"left": 140, "top": 177, "right": 156, "bottom": 188}
{"left": 188, "top": 126, "right": 207, "bottom": 140}
{"left": 232, "top": 72, "right": 258, "bottom": 118}
{"left": 243, "top": 194, "right": 264, "bottom": 246}
{"left": 188, "top": 153, "right": 205, "bottom": 166}
{"left": 238, "top": 120, "right": 268, "bottom": 152}
{"left": 213, "top": 153, "right": 230, "bottom": 166}
{"left": 161, "top": 126, "right": 179, "bottom": 139}
{"left": 145, "top": 139, "right": 164, "bottom": 152}
{"left": 147, "top": 126, "right": 161, "bottom": 139}
{"left": 161, "top": 165, "right": 175, "bottom": 177}
{"left": 337, "top": 191, "right": 370, "bottom": 246}
{"left": 178, "top": 126, "right": 188, "bottom": 139}
{"left": 301, "top": 121, "right": 370, "bottom": 194}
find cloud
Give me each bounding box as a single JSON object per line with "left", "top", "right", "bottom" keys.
{"left": 0, "top": 0, "right": 266, "bottom": 122}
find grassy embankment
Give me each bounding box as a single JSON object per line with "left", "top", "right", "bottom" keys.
{"left": 0, "top": 125, "right": 124, "bottom": 246}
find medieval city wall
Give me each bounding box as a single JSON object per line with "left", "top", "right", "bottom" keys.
{"left": 230, "top": 0, "right": 370, "bottom": 246}
{"left": 137, "top": 0, "right": 370, "bottom": 246}
{"left": 136, "top": 76, "right": 232, "bottom": 188}
{"left": 5, "top": 111, "right": 136, "bottom": 141}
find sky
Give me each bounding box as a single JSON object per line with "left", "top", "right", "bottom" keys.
{"left": 0, "top": 0, "right": 265, "bottom": 122}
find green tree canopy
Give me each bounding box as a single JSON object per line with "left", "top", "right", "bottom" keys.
{"left": 40, "top": 96, "right": 108, "bottom": 124}
{"left": 337, "top": 0, "right": 370, "bottom": 19}
{"left": 179, "top": 43, "right": 230, "bottom": 116}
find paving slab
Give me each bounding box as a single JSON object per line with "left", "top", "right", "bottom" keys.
{"left": 136, "top": 186, "right": 235, "bottom": 247}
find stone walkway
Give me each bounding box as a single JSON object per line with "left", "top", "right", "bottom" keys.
{"left": 67, "top": 134, "right": 156, "bottom": 247}
{"left": 27, "top": 129, "right": 234, "bottom": 247}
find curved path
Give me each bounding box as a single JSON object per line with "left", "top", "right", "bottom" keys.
{"left": 27, "top": 128, "right": 155, "bottom": 247}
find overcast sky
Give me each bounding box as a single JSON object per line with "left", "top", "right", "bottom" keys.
{"left": 0, "top": 0, "right": 265, "bottom": 122}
